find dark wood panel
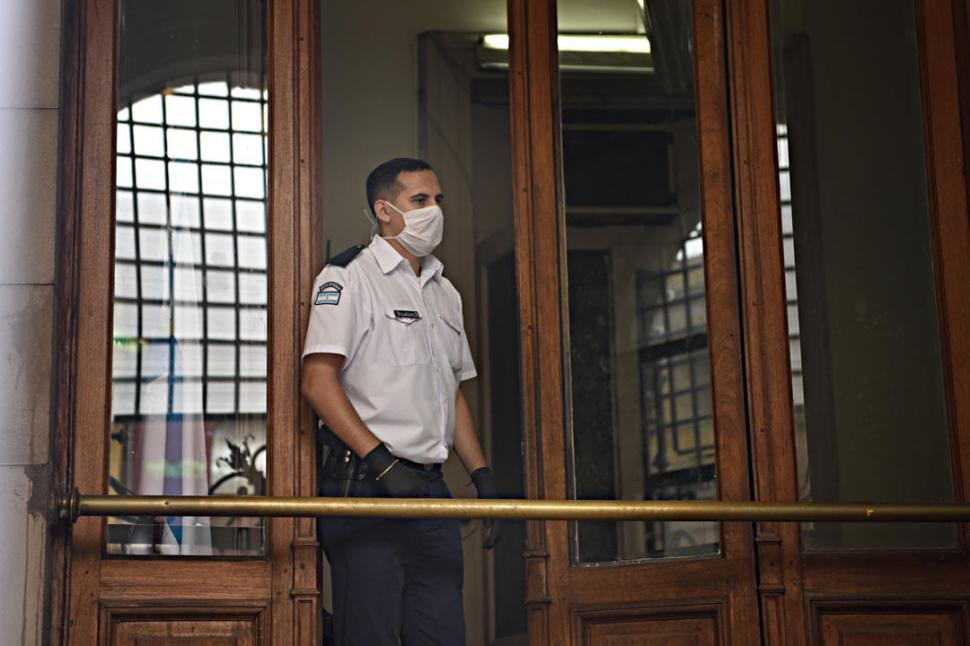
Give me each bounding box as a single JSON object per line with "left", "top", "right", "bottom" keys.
{"left": 50, "top": 0, "right": 87, "bottom": 639}
{"left": 919, "top": 0, "right": 970, "bottom": 546}
{"left": 103, "top": 605, "right": 266, "bottom": 646}
{"left": 114, "top": 621, "right": 254, "bottom": 646}
{"left": 573, "top": 605, "right": 721, "bottom": 646}
{"left": 690, "top": 0, "right": 762, "bottom": 640}
{"left": 561, "top": 558, "right": 740, "bottom": 604}
{"left": 584, "top": 620, "right": 716, "bottom": 646}
{"left": 265, "top": 0, "right": 323, "bottom": 642}
{"left": 99, "top": 560, "right": 272, "bottom": 602}
{"left": 956, "top": 0, "right": 970, "bottom": 233}
{"left": 64, "top": 0, "right": 121, "bottom": 642}
{"left": 815, "top": 608, "right": 965, "bottom": 646}
{"left": 726, "top": 0, "right": 810, "bottom": 640}
{"left": 292, "top": 0, "right": 324, "bottom": 641}
{"left": 506, "top": 1, "right": 558, "bottom": 643}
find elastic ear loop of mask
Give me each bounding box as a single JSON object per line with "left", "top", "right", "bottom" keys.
{"left": 362, "top": 204, "right": 378, "bottom": 238}
{"left": 374, "top": 200, "right": 408, "bottom": 241}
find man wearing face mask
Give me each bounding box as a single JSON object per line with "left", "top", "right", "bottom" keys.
{"left": 301, "top": 157, "right": 499, "bottom": 646}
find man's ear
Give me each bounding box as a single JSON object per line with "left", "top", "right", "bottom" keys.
{"left": 375, "top": 200, "right": 392, "bottom": 224}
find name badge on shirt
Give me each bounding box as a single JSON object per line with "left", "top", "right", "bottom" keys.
{"left": 315, "top": 281, "right": 343, "bottom": 306}
{"left": 393, "top": 309, "right": 421, "bottom": 321}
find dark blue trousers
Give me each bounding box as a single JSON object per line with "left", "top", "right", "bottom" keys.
{"left": 319, "top": 471, "right": 465, "bottom": 646}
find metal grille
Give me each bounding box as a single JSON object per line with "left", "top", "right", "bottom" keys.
{"left": 634, "top": 223, "right": 718, "bottom": 556}
{"left": 777, "top": 124, "right": 805, "bottom": 412}
{"left": 112, "top": 76, "right": 268, "bottom": 420}
{"left": 636, "top": 223, "right": 715, "bottom": 482}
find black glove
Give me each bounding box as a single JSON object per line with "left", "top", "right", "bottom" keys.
{"left": 471, "top": 467, "right": 501, "bottom": 549}
{"left": 364, "top": 444, "right": 429, "bottom": 498}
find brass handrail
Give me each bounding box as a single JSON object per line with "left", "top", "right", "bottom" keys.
{"left": 59, "top": 491, "right": 970, "bottom": 523}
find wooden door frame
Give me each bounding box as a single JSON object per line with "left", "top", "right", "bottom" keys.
{"left": 731, "top": 0, "right": 970, "bottom": 643}
{"left": 507, "top": 0, "right": 759, "bottom": 643}
{"left": 725, "top": 0, "right": 808, "bottom": 641}
{"left": 49, "top": 0, "right": 322, "bottom": 643}
{"left": 505, "top": 0, "right": 560, "bottom": 641}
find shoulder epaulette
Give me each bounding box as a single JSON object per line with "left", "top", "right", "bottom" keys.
{"left": 326, "top": 244, "right": 365, "bottom": 268}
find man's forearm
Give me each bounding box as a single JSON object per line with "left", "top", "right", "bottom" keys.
{"left": 302, "top": 356, "right": 381, "bottom": 458}
{"left": 453, "top": 388, "right": 487, "bottom": 473}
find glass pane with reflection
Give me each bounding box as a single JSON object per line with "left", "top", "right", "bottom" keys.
{"left": 558, "top": 0, "right": 719, "bottom": 564}
{"left": 772, "top": 0, "right": 957, "bottom": 550}
{"left": 108, "top": 0, "right": 268, "bottom": 556}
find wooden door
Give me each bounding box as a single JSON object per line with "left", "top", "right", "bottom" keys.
{"left": 511, "top": 0, "right": 970, "bottom": 643}
{"left": 730, "top": 0, "right": 970, "bottom": 643}
{"left": 54, "top": 0, "right": 321, "bottom": 643}
{"left": 507, "top": 0, "right": 760, "bottom": 643}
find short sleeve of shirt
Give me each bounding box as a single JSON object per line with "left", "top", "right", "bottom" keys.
{"left": 454, "top": 289, "right": 477, "bottom": 381}
{"left": 458, "top": 331, "right": 477, "bottom": 381}
{"left": 302, "top": 266, "right": 368, "bottom": 361}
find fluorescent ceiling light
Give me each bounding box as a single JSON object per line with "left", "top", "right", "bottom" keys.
{"left": 481, "top": 34, "right": 510, "bottom": 50}
{"left": 482, "top": 33, "right": 650, "bottom": 55}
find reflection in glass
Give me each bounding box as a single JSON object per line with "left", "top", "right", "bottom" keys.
{"left": 772, "top": 0, "right": 956, "bottom": 549}
{"left": 559, "top": 0, "right": 719, "bottom": 564}
{"left": 108, "top": 0, "right": 267, "bottom": 556}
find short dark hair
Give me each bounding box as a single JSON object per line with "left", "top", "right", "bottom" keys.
{"left": 365, "top": 157, "right": 434, "bottom": 218}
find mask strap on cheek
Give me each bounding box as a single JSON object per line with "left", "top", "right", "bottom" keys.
{"left": 382, "top": 200, "right": 406, "bottom": 217}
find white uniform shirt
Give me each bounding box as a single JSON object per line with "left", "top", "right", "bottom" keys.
{"left": 303, "top": 236, "right": 476, "bottom": 464}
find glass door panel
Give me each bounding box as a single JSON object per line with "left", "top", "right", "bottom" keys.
{"left": 528, "top": 0, "right": 760, "bottom": 641}
{"left": 558, "top": 0, "right": 719, "bottom": 564}
{"left": 108, "top": 0, "right": 268, "bottom": 556}
{"left": 770, "top": 0, "right": 957, "bottom": 550}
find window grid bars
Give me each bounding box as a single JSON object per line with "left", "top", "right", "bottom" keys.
{"left": 117, "top": 153, "right": 264, "bottom": 170}
{"left": 124, "top": 102, "right": 144, "bottom": 415}
{"left": 225, "top": 72, "right": 243, "bottom": 415}
{"left": 113, "top": 257, "right": 267, "bottom": 273}
{"left": 777, "top": 125, "right": 803, "bottom": 407}
{"left": 114, "top": 78, "right": 268, "bottom": 418}
{"left": 158, "top": 82, "right": 178, "bottom": 418}
{"left": 116, "top": 185, "right": 265, "bottom": 204}
{"left": 189, "top": 80, "right": 212, "bottom": 413}
{"left": 113, "top": 297, "right": 266, "bottom": 310}
{"left": 636, "top": 227, "right": 716, "bottom": 482}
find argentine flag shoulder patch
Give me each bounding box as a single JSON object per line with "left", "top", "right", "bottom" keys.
{"left": 315, "top": 281, "right": 343, "bottom": 306}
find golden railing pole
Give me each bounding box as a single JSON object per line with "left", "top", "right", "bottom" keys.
{"left": 60, "top": 491, "right": 970, "bottom": 523}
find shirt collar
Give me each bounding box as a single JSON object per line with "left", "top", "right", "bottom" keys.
{"left": 368, "top": 235, "right": 444, "bottom": 282}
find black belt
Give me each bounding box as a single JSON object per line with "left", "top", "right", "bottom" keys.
{"left": 317, "top": 424, "right": 441, "bottom": 480}
{"left": 396, "top": 458, "right": 442, "bottom": 473}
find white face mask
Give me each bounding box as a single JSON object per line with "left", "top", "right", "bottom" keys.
{"left": 381, "top": 201, "right": 444, "bottom": 257}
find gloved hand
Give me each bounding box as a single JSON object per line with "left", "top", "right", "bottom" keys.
{"left": 471, "top": 467, "right": 501, "bottom": 549}
{"left": 364, "top": 444, "right": 429, "bottom": 498}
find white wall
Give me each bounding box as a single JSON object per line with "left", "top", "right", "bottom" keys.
{"left": 320, "top": 0, "right": 507, "bottom": 253}
{"left": 0, "top": 0, "right": 61, "bottom": 644}
{"left": 319, "top": 0, "right": 640, "bottom": 252}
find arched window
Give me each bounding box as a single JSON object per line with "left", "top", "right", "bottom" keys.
{"left": 109, "top": 76, "right": 268, "bottom": 556}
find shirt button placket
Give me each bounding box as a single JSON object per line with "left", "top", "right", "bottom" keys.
{"left": 417, "top": 279, "right": 448, "bottom": 451}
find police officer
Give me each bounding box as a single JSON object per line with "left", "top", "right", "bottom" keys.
{"left": 301, "top": 157, "right": 499, "bottom": 646}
